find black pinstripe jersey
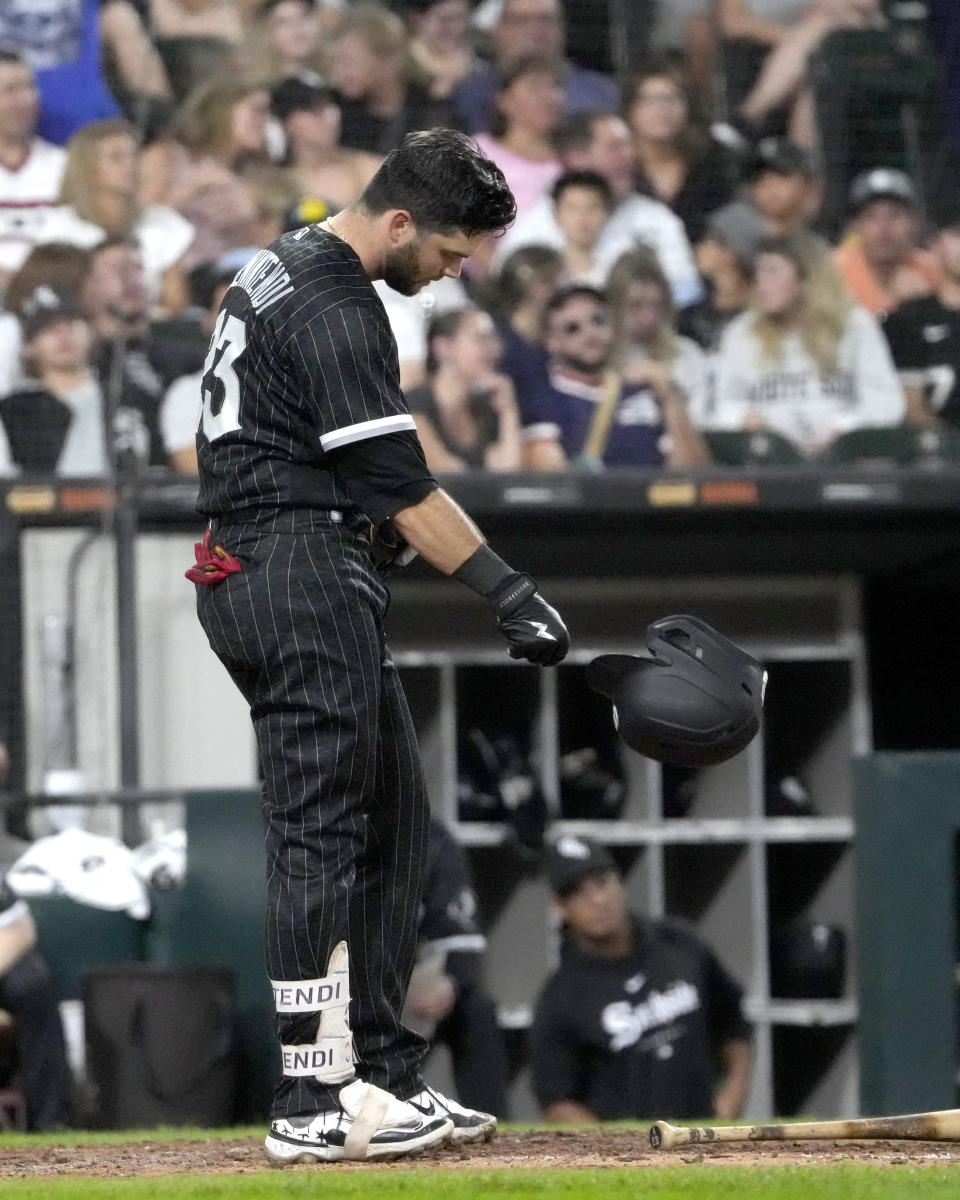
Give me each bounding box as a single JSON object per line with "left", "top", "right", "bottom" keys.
{"left": 196, "top": 226, "right": 416, "bottom": 519}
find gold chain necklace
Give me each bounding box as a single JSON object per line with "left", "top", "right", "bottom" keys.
{"left": 326, "top": 216, "right": 346, "bottom": 242}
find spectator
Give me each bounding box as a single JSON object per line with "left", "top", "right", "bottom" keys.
{"left": 41, "top": 119, "right": 195, "bottom": 314}
{"left": 402, "top": 817, "right": 509, "bottom": 1118}
{"left": 679, "top": 205, "right": 759, "bottom": 351}
{"left": 0, "top": 0, "right": 171, "bottom": 146}
{"left": 270, "top": 74, "right": 382, "bottom": 216}
{"left": 493, "top": 110, "right": 702, "bottom": 308}
{"left": 0, "top": 242, "right": 93, "bottom": 396}
{"left": 139, "top": 77, "right": 273, "bottom": 272}
{"left": 883, "top": 199, "right": 960, "bottom": 430}
{"left": 707, "top": 138, "right": 821, "bottom": 259}
{"left": 451, "top": 0, "right": 617, "bottom": 135}
{"left": 328, "top": 5, "right": 455, "bottom": 157}
{"left": 244, "top": 0, "right": 338, "bottom": 85}
{"left": 531, "top": 834, "right": 751, "bottom": 1122}
{"left": 623, "top": 62, "right": 735, "bottom": 245}
{"left": 522, "top": 283, "right": 709, "bottom": 471}
{"left": 0, "top": 51, "right": 67, "bottom": 285}
{"left": 80, "top": 237, "right": 175, "bottom": 467}
{"left": 1, "top": 287, "right": 120, "bottom": 476}
{"left": 242, "top": 162, "right": 307, "bottom": 248}
{"left": 159, "top": 260, "right": 242, "bottom": 474}
{"left": 147, "top": 0, "right": 247, "bottom": 101}
{"left": 404, "top": 0, "right": 480, "bottom": 101}
{"left": 607, "top": 249, "right": 710, "bottom": 430}
{"left": 486, "top": 244, "right": 566, "bottom": 408}
{"left": 834, "top": 168, "right": 940, "bottom": 318}
{"left": 708, "top": 234, "right": 905, "bottom": 456}
{"left": 147, "top": 0, "right": 246, "bottom": 42}
{"left": 550, "top": 170, "right": 614, "bottom": 285}
{"left": 407, "top": 307, "right": 523, "bottom": 473}
{"left": 648, "top": 1, "right": 714, "bottom": 100}
{"left": 0, "top": 874, "right": 72, "bottom": 1130}
{"left": 719, "top": 0, "right": 880, "bottom": 149}
{"left": 474, "top": 56, "right": 564, "bottom": 220}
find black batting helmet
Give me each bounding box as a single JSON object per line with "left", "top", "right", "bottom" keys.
{"left": 585, "top": 615, "right": 766, "bottom": 768}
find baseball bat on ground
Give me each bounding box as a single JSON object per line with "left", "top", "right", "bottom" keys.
{"left": 649, "top": 1109, "right": 960, "bottom": 1150}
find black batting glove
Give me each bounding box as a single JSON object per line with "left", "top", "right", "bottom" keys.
{"left": 488, "top": 572, "right": 570, "bottom": 666}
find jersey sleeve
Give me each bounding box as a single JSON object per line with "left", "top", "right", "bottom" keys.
{"left": 882, "top": 304, "right": 926, "bottom": 381}
{"left": 702, "top": 947, "right": 751, "bottom": 1048}
{"left": 530, "top": 978, "right": 588, "bottom": 1109}
{"left": 287, "top": 300, "right": 417, "bottom": 452}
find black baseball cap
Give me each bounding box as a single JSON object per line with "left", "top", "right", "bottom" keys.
{"left": 848, "top": 167, "right": 918, "bottom": 214}
{"left": 704, "top": 202, "right": 766, "bottom": 266}
{"left": 546, "top": 834, "right": 616, "bottom": 897}
{"left": 18, "top": 285, "right": 84, "bottom": 341}
{"left": 746, "top": 137, "right": 815, "bottom": 181}
{"left": 270, "top": 73, "right": 339, "bottom": 122}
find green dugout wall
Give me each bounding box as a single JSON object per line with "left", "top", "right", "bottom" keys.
{"left": 856, "top": 753, "right": 960, "bottom": 1115}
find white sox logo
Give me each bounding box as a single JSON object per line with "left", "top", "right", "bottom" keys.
{"left": 601, "top": 981, "right": 701, "bottom": 1052}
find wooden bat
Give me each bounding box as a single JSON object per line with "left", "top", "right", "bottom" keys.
{"left": 649, "top": 1108, "right": 960, "bottom": 1150}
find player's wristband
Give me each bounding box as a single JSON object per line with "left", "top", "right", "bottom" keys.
{"left": 452, "top": 545, "right": 538, "bottom": 619}
{"left": 452, "top": 544, "right": 516, "bottom": 599}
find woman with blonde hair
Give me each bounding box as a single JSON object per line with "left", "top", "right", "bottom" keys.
{"left": 606, "top": 247, "right": 710, "bottom": 428}
{"left": 329, "top": 5, "right": 454, "bottom": 156}
{"left": 708, "top": 234, "right": 905, "bottom": 455}
{"left": 139, "top": 77, "right": 274, "bottom": 271}
{"left": 40, "top": 120, "right": 194, "bottom": 313}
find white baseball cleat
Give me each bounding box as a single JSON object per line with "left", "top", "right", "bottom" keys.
{"left": 264, "top": 1078, "right": 453, "bottom": 1163}
{"left": 404, "top": 1083, "right": 497, "bottom": 1144}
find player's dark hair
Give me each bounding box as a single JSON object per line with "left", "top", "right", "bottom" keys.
{"left": 358, "top": 129, "right": 517, "bottom": 237}
{"left": 550, "top": 169, "right": 613, "bottom": 210}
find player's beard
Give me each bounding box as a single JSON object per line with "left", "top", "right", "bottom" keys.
{"left": 383, "top": 240, "right": 422, "bottom": 296}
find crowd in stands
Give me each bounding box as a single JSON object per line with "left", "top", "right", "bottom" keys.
{"left": 0, "top": 0, "right": 956, "bottom": 478}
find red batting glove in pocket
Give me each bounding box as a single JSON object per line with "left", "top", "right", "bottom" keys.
{"left": 185, "top": 529, "right": 243, "bottom": 586}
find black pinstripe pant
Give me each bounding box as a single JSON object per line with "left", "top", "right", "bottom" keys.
{"left": 196, "top": 511, "right": 430, "bottom": 1120}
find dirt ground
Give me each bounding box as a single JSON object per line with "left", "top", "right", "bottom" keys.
{"left": 4, "top": 1129, "right": 960, "bottom": 1179}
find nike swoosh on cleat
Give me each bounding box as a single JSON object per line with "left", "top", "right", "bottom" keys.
{"left": 408, "top": 1100, "right": 436, "bottom": 1117}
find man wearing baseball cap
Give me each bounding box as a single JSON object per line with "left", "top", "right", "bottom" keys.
{"left": 529, "top": 834, "right": 751, "bottom": 1123}
{"left": 883, "top": 197, "right": 960, "bottom": 430}
{"left": 707, "top": 137, "right": 821, "bottom": 248}
{"left": 834, "top": 168, "right": 940, "bottom": 316}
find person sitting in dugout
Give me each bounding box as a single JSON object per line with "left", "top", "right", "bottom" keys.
{"left": 531, "top": 834, "right": 752, "bottom": 1123}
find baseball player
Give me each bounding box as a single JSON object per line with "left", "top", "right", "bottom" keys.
{"left": 531, "top": 836, "right": 751, "bottom": 1123}
{"left": 404, "top": 817, "right": 509, "bottom": 1118}
{"left": 0, "top": 874, "right": 72, "bottom": 1130}
{"left": 188, "top": 128, "right": 569, "bottom": 1163}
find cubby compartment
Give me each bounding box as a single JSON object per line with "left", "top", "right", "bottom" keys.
{"left": 766, "top": 843, "right": 853, "bottom": 1002}
{"left": 556, "top": 664, "right": 631, "bottom": 821}
{"left": 664, "top": 843, "right": 755, "bottom": 987}
{"left": 772, "top": 1025, "right": 858, "bottom": 1117}
{"left": 763, "top": 660, "right": 855, "bottom": 818}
